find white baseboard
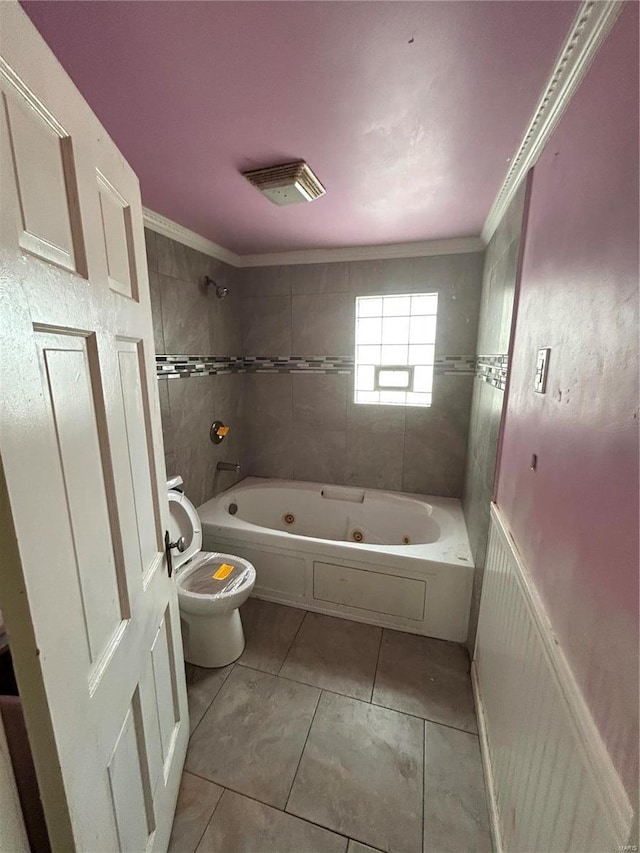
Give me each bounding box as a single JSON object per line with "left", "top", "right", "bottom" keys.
{"left": 471, "top": 661, "right": 504, "bottom": 853}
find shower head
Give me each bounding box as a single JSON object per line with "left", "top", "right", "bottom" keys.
{"left": 204, "top": 276, "right": 229, "bottom": 299}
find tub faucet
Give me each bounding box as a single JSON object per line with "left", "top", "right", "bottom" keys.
{"left": 217, "top": 461, "right": 241, "bottom": 474}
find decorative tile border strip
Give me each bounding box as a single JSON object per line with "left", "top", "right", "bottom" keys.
{"left": 433, "top": 356, "right": 475, "bottom": 376}
{"left": 155, "top": 355, "right": 244, "bottom": 379}
{"left": 156, "top": 354, "right": 476, "bottom": 379}
{"left": 476, "top": 354, "right": 509, "bottom": 390}
{"left": 243, "top": 355, "right": 354, "bottom": 375}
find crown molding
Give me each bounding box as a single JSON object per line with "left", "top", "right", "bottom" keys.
{"left": 237, "top": 237, "right": 484, "bottom": 267}
{"left": 481, "top": 0, "right": 623, "bottom": 244}
{"left": 142, "top": 207, "right": 241, "bottom": 267}
{"left": 143, "top": 206, "right": 483, "bottom": 267}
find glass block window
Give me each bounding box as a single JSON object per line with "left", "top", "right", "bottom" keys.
{"left": 354, "top": 293, "right": 437, "bottom": 407}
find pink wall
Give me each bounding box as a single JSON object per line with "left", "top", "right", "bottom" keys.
{"left": 496, "top": 4, "right": 639, "bottom": 799}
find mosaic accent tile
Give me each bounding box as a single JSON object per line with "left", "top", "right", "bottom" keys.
{"left": 433, "top": 356, "right": 475, "bottom": 376}
{"left": 155, "top": 355, "right": 244, "bottom": 379}
{"left": 156, "top": 354, "right": 477, "bottom": 379}
{"left": 243, "top": 355, "right": 354, "bottom": 375}
{"left": 476, "top": 354, "right": 509, "bottom": 390}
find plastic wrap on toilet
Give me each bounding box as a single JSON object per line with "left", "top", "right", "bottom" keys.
{"left": 180, "top": 556, "right": 254, "bottom": 598}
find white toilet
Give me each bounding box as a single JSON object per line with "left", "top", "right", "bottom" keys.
{"left": 167, "top": 477, "right": 256, "bottom": 668}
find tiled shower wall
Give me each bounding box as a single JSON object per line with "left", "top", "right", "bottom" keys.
{"left": 462, "top": 180, "right": 528, "bottom": 650}
{"left": 237, "top": 254, "right": 483, "bottom": 496}
{"left": 147, "top": 228, "right": 484, "bottom": 505}
{"left": 145, "top": 229, "right": 246, "bottom": 506}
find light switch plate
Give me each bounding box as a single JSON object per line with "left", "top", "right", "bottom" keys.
{"left": 534, "top": 347, "right": 550, "bottom": 393}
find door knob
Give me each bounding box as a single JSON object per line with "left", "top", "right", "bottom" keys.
{"left": 169, "top": 536, "right": 186, "bottom": 553}
{"left": 164, "top": 532, "right": 187, "bottom": 578}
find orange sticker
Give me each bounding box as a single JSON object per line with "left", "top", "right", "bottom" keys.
{"left": 213, "top": 563, "right": 234, "bottom": 580}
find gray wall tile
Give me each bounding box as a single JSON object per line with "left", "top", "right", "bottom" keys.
{"left": 164, "top": 449, "right": 176, "bottom": 480}
{"left": 293, "top": 428, "right": 347, "bottom": 484}
{"left": 413, "top": 253, "right": 484, "bottom": 357}
{"left": 345, "top": 431, "right": 404, "bottom": 491}
{"left": 209, "top": 259, "right": 242, "bottom": 356}
{"left": 158, "top": 379, "right": 173, "bottom": 458}
{"left": 402, "top": 375, "right": 473, "bottom": 498}
{"left": 293, "top": 374, "right": 348, "bottom": 430}
{"left": 462, "top": 180, "right": 528, "bottom": 650}
{"left": 242, "top": 295, "right": 292, "bottom": 355}
{"left": 211, "top": 284, "right": 243, "bottom": 356}
{"left": 148, "top": 271, "right": 165, "bottom": 354}
{"left": 160, "top": 272, "right": 213, "bottom": 355}
{"left": 244, "top": 374, "right": 293, "bottom": 429}
{"left": 244, "top": 424, "right": 294, "bottom": 479}
{"left": 146, "top": 228, "right": 246, "bottom": 504}
{"left": 291, "top": 293, "right": 354, "bottom": 355}
{"left": 165, "top": 374, "right": 246, "bottom": 506}
{"left": 156, "top": 233, "right": 212, "bottom": 284}
{"left": 291, "top": 262, "right": 349, "bottom": 295}
{"left": 167, "top": 375, "right": 217, "bottom": 506}
{"left": 238, "top": 265, "right": 291, "bottom": 297}
{"left": 144, "top": 228, "right": 158, "bottom": 273}
{"left": 346, "top": 380, "right": 406, "bottom": 434}
{"left": 348, "top": 258, "right": 413, "bottom": 294}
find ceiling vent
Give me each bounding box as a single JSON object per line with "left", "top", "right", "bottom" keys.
{"left": 242, "top": 161, "right": 325, "bottom": 206}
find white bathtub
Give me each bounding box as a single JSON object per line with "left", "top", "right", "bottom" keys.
{"left": 198, "top": 477, "right": 475, "bottom": 642}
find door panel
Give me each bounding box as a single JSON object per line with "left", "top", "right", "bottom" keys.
{"left": 0, "top": 5, "right": 188, "bottom": 850}
{"left": 116, "top": 339, "right": 163, "bottom": 578}
{"left": 97, "top": 169, "right": 138, "bottom": 300}
{"left": 108, "top": 706, "right": 154, "bottom": 852}
{"left": 138, "top": 655, "right": 164, "bottom": 796}
{"left": 151, "top": 608, "right": 181, "bottom": 770}
{"left": 37, "top": 330, "right": 129, "bottom": 665}
{"left": 2, "top": 80, "right": 86, "bottom": 274}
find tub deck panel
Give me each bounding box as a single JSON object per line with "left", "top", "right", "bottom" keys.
{"left": 313, "top": 562, "right": 426, "bottom": 622}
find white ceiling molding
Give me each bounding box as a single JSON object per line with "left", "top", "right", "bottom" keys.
{"left": 481, "top": 0, "right": 623, "bottom": 244}
{"left": 237, "top": 237, "right": 484, "bottom": 267}
{"left": 142, "top": 207, "right": 241, "bottom": 267}
{"left": 143, "top": 206, "right": 484, "bottom": 267}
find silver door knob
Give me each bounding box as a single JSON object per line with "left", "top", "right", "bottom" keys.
{"left": 169, "top": 536, "right": 186, "bottom": 553}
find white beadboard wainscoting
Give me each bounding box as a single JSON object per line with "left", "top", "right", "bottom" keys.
{"left": 472, "top": 504, "right": 634, "bottom": 853}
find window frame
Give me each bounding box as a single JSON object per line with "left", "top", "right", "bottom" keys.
{"left": 353, "top": 292, "right": 438, "bottom": 408}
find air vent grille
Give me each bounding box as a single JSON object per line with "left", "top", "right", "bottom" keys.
{"left": 242, "top": 161, "right": 326, "bottom": 206}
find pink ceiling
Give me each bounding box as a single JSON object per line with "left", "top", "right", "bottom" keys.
{"left": 22, "top": 1, "right": 578, "bottom": 255}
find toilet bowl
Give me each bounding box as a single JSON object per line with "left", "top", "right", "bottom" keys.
{"left": 167, "top": 478, "right": 255, "bottom": 668}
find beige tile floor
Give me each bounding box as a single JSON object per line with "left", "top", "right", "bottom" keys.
{"left": 169, "top": 599, "right": 492, "bottom": 853}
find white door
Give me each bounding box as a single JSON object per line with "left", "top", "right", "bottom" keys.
{"left": 0, "top": 4, "right": 189, "bottom": 851}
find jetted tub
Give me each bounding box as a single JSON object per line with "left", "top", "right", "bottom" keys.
{"left": 198, "top": 477, "right": 475, "bottom": 642}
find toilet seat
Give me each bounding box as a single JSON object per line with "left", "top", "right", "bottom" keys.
{"left": 167, "top": 490, "right": 202, "bottom": 569}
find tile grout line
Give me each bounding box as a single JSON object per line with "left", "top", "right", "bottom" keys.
{"left": 283, "top": 687, "right": 323, "bottom": 814}
{"left": 371, "top": 699, "right": 479, "bottom": 737}
{"left": 186, "top": 663, "right": 236, "bottom": 743}
{"left": 276, "top": 609, "right": 308, "bottom": 676}
{"left": 190, "top": 783, "right": 226, "bottom": 853}
{"left": 183, "top": 774, "right": 352, "bottom": 849}
{"left": 369, "top": 628, "right": 385, "bottom": 703}
{"left": 422, "top": 719, "right": 426, "bottom": 853}
{"left": 233, "top": 659, "right": 478, "bottom": 737}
